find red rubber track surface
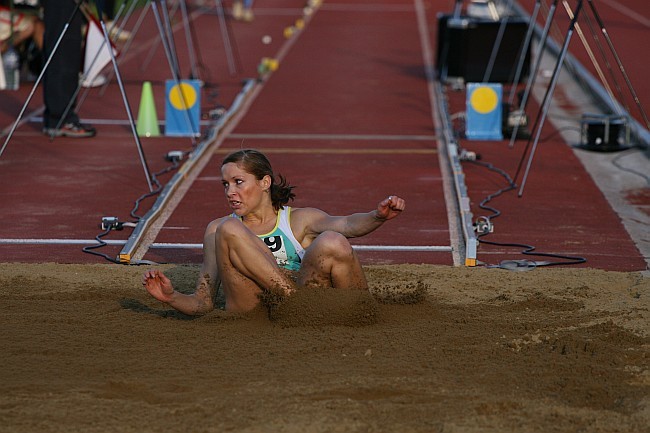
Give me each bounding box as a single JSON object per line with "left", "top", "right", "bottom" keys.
{"left": 0, "top": 0, "right": 646, "bottom": 271}
{"left": 520, "top": 0, "right": 649, "bottom": 127}
{"left": 149, "top": 0, "right": 451, "bottom": 265}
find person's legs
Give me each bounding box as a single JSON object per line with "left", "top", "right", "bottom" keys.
{"left": 298, "top": 231, "right": 368, "bottom": 290}
{"left": 42, "top": 0, "right": 81, "bottom": 128}
{"left": 215, "top": 218, "right": 295, "bottom": 312}
{"left": 42, "top": 0, "right": 94, "bottom": 137}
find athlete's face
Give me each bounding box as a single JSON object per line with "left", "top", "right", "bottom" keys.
{"left": 221, "top": 162, "right": 270, "bottom": 215}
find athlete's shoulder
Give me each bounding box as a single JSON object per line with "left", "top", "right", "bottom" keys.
{"left": 289, "top": 206, "right": 327, "bottom": 218}
{"left": 285, "top": 206, "right": 329, "bottom": 236}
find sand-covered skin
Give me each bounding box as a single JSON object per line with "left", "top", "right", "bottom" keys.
{"left": 0, "top": 263, "right": 648, "bottom": 433}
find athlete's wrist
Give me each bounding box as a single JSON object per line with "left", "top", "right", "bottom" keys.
{"left": 373, "top": 210, "right": 388, "bottom": 222}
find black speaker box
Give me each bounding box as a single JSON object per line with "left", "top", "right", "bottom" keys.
{"left": 436, "top": 14, "right": 531, "bottom": 83}
{"left": 579, "top": 114, "right": 630, "bottom": 152}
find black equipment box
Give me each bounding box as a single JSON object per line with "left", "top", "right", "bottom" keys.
{"left": 436, "top": 14, "right": 531, "bottom": 83}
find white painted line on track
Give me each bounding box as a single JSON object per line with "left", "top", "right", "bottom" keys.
{"left": 148, "top": 243, "right": 452, "bottom": 252}
{"left": 414, "top": 0, "right": 463, "bottom": 266}
{"left": 600, "top": 0, "right": 650, "bottom": 27}
{"left": 0, "top": 239, "right": 128, "bottom": 246}
{"left": 28, "top": 117, "right": 216, "bottom": 126}
{"left": 215, "top": 147, "right": 437, "bottom": 155}
{"left": 0, "top": 239, "right": 451, "bottom": 252}
{"left": 228, "top": 133, "right": 437, "bottom": 141}
{"left": 320, "top": 4, "right": 414, "bottom": 12}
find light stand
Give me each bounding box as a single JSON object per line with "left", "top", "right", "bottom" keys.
{"left": 515, "top": 0, "right": 583, "bottom": 198}
{"left": 508, "top": 0, "right": 559, "bottom": 148}
{"left": 98, "top": 1, "right": 151, "bottom": 95}
{"left": 64, "top": 0, "right": 201, "bottom": 144}
{"left": 481, "top": 0, "right": 515, "bottom": 83}
{"left": 586, "top": 0, "right": 649, "bottom": 130}
{"left": 150, "top": 0, "right": 199, "bottom": 143}
{"left": 95, "top": 0, "right": 155, "bottom": 191}
{"left": 1, "top": 0, "right": 82, "bottom": 157}
{"left": 502, "top": 0, "right": 541, "bottom": 141}
{"left": 214, "top": 0, "right": 241, "bottom": 76}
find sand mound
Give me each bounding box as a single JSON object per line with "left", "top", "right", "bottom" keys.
{"left": 267, "top": 286, "right": 380, "bottom": 327}
{"left": 0, "top": 263, "right": 648, "bottom": 433}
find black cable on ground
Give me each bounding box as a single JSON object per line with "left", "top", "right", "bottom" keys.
{"left": 130, "top": 157, "right": 181, "bottom": 221}
{"left": 82, "top": 154, "right": 185, "bottom": 263}
{"left": 611, "top": 149, "right": 650, "bottom": 186}
{"left": 465, "top": 157, "right": 587, "bottom": 269}
{"left": 81, "top": 227, "right": 121, "bottom": 264}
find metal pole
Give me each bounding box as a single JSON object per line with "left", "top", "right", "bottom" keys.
{"left": 508, "top": 0, "right": 558, "bottom": 148}
{"left": 517, "top": 0, "right": 583, "bottom": 198}
{"left": 214, "top": 0, "right": 237, "bottom": 76}
{"left": 179, "top": 0, "right": 200, "bottom": 80}
{"left": 55, "top": 3, "right": 127, "bottom": 133}
{"left": 506, "top": 0, "right": 541, "bottom": 107}
{"left": 151, "top": 0, "right": 198, "bottom": 142}
{"left": 99, "top": 18, "right": 155, "bottom": 191}
{"left": 586, "top": 0, "right": 650, "bottom": 129}
{"left": 99, "top": 0, "right": 151, "bottom": 95}
{"left": 0, "top": 0, "right": 83, "bottom": 158}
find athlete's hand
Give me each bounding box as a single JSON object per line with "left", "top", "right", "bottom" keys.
{"left": 376, "top": 195, "right": 405, "bottom": 221}
{"left": 142, "top": 270, "right": 175, "bottom": 303}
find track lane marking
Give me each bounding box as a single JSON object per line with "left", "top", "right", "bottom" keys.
{"left": 599, "top": 0, "right": 650, "bottom": 27}
{"left": 228, "top": 133, "right": 437, "bottom": 141}
{"left": 215, "top": 147, "right": 437, "bottom": 154}
{"left": 415, "top": 0, "right": 463, "bottom": 266}
{"left": 0, "top": 238, "right": 451, "bottom": 252}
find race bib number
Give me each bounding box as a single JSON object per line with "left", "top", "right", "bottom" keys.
{"left": 263, "top": 235, "right": 289, "bottom": 267}
{"left": 263, "top": 236, "right": 283, "bottom": 252}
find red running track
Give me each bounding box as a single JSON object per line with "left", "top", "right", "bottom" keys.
{"left": 0, "top": 0, "right": 646, "bottom": 272}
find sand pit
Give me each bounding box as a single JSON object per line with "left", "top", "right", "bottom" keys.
{"left": 0, "top": 263, "right": 648, "bottom": 432}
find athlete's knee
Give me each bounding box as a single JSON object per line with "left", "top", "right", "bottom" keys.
{"left": 312, "top": 231, "right": 354, "bottom": 258}
{"left": 215, "top": 218, "right": 247, "bottom": 240}
{"left": 216, "top": 218, "right": 246, "bottom": 234}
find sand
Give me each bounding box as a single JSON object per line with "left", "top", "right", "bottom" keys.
{"left": 0, "top": 263, "right": 648, "bottom": 433}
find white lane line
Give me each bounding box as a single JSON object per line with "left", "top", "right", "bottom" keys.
{"left": 28, "top": 117, "right": 217, "bottom": 126}
{"left": 148, "top": 243, "right": 451, "bottom": 252}
{"left": 320, "top": 4, "right": 414, "bottom": 12}
{"left": 216, "top": 147, "right": 438, "bottom": 155}
{"left": 599, "top": 0, "right": 650, "bottom": 27}
{"left": 414, "top": 0, "right": 463, "bottom": 266}
{"left": 0, "top": 239, "right": 128, "bottom": 246}
{"left": 228, "top": 133, "right": 437, "bottom": 141}
{"left": 0, "top": 239, "right": 451, "bottom": 252}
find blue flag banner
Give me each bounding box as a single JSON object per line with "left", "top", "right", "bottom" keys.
{"left": 165, "top": 79, "right": 201, "bottom": 137}
{"left": 465, "top": 83, "right": 503, "bottom": 140}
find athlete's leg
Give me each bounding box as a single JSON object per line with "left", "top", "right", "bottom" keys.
{"left": 215, "top": 218, "right": 295, "bottom": 311}
{"left": 298, "top": 231, "right": 368, "bottom": 290}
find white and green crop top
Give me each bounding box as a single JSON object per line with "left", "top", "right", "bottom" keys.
{"left": 234, "top": 207, "right": 305, "bottom": 271}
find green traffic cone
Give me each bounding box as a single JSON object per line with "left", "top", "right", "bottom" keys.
{"left": 136, "top": 81, "right": 160, "bottom": 137}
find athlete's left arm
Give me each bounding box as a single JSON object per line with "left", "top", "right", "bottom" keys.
{"left": 299, "top": 195, "right": 405, "bottom": 240}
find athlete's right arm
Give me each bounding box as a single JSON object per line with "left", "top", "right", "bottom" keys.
{"left": 142, "top": 220, "right": 222, "bottom": 315}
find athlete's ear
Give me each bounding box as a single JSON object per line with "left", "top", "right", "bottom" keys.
{"left": 261, "top": 175, "right": 272, "bottom": 190}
